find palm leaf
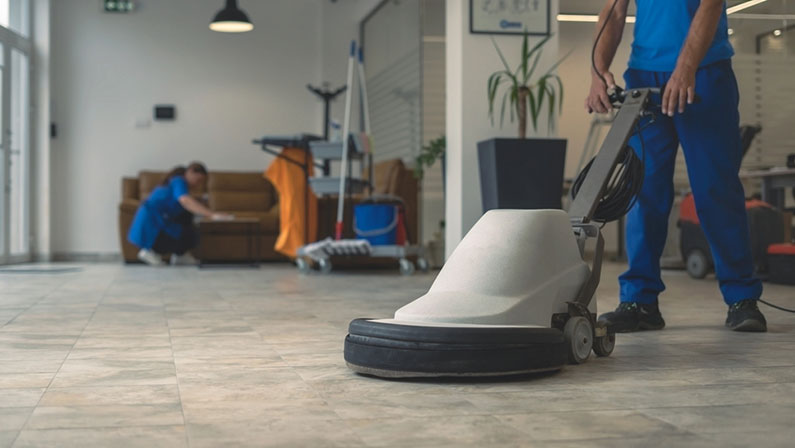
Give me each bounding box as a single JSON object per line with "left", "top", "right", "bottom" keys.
{"left": 521, "top": 31, "right": 528, "bottom": 81}
{"left": 490, "top": 37, "right": 513, "bottom": 74}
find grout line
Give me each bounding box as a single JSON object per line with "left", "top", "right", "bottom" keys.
{"left": 163, "top": 270, "right": 193, "bottom": 448}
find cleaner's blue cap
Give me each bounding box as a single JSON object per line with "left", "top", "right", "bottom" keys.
{"left": 350, "top": 40, "right": 356, "bottom": 56}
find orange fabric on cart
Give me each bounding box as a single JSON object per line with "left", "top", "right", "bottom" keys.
{"left": 264, "top": 147, "right": 318, "bottom": 259}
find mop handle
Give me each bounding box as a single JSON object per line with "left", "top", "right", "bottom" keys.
{"left": 335, "top": 40, "right": 357, "bottom": 240}
{"left": 357, "top": 47, "right": 372, "bottom": 136}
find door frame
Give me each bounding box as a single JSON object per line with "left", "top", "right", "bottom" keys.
{"left": 0, "top": 19, "right": 33, "bottom": 265}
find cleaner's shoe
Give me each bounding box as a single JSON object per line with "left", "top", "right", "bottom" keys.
{"left": 170, "top": 253, "right": 199, "bottom": 266}
{"left": 597, "top": 302, "right": 665, "bottom": 333}
{"left": 137, "top": 249, "right": 164, "bottom": 266}
{"left": 726, "top": 299, "right": 767, "bottom": 332}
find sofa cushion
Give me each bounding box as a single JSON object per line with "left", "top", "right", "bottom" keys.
{"left": 207, "top": 172, "right": 276, "bottom": 211}
{"left": 209, "top": 192, "right": 272, "bottom": 213}
{"left": 138, "top": 171, "right": 167, "bottom": 199}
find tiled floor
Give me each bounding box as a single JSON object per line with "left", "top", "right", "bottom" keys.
{"left": 0, "top": 262, "right": 794, "bottom": 447}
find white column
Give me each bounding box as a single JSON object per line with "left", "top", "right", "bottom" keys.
{"left": 445, "top": 0, "right": 559, "bottom": 258}
{"left": 32, "top": 0, "right": 51, "bottom": 260}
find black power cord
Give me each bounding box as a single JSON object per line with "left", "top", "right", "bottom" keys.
{"left": 759, "top": 299, "right": 795, "bottom": 313}
{"left": 591, "top": 0, "right": 620, "bottom": 90}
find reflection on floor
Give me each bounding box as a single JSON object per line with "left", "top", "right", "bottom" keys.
{"left": 0, "top": 262, "right": 794, "bottom": 447}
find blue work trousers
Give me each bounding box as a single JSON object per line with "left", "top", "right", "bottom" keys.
{"left": 619, "top": 59, "right": 762, "bottom": 306}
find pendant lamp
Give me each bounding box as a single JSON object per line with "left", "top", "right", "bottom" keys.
{"left": 210, "top": 0, "right": 253, "bottom": 33}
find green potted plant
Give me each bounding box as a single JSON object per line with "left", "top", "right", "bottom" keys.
{"left": 414, "top": 136, "right": 446, "bottom": 186}
{"left": 478, "top": 32, "right": 568, "bottom": 212}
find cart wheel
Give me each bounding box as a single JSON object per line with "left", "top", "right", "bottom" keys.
{"left": 295, "top": 257, "right": 311, "bottom": 274}
{"left": 563, "top": 316, "right": 593, "bottom": 364}
{"left": 399, "top": 258, "right": 415, "bottom": 276}
{"left": 686, "top": 249, "right": 710, "bottom": 279}
{"left": 318, "top": 258, "right": 333, "bottom": 275}
{"left": 593, "top": 333, "right": 615, "bottom": 357}
{"left": 416, "top": 257, "right": 430, "bottom": 273}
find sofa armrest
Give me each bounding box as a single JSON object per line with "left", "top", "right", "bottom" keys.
{"left": 119, "top": 198, "right": 141, "bottom": 214}
{"left": 122, "top": 177, "right": 139, "bottom": 200}
{"left": 118, "top": 198, "right": 141, "bottom": 263}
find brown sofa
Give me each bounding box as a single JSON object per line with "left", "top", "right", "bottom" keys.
{"left": 119, "top": 171, "right": 283, "bottom": 263}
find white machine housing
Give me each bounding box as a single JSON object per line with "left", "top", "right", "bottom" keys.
{"left": 393, "top": 209, "right": 594, "bottom": 327}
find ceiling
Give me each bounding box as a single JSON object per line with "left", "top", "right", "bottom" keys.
{"left": 560, "top": 0, "right": 795, "bottom": 15}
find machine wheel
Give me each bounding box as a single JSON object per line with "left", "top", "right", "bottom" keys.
{"left": 593, "top": 333, "right": 615, "bottom": 357}
{"left": 399, "top": 258, "right": 416, "bottom": 276}
{"left": 416, "top": 257, "right": 430, "bottom": 273}
{"left": 563, "top": 316, "right": 593, "bottom": 364}
{"left": 295, "top": 257, "right": 311, "bottom": 274}
{"left": 318, "top": 258, "right": 333, "bottom": 275}
{"left": 686, "top": 249, "right": 710, "bottom": 279}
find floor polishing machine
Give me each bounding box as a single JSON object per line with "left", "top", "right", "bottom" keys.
{"left": 343, "top": 86, "right": 659, "bottom": 378}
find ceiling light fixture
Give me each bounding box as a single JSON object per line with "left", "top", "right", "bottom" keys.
{"left": 727, "top": 0, "right": 768, "bottom": 15}
{"left": 210, "top": 0, "right": 253, "bottom": 33}
{"left": 773, "top": 29, "right": 782, "bottom": 37}
{"left": 728, "top": 28, "right": 735, "bottom": 35}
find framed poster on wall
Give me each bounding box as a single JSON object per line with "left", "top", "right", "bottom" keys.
{"left": 470, "top": 0, "right": 550, "bottom": 36}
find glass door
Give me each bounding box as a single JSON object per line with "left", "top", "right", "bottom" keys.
{"left": 0, "top": 1, "right": 32, "bottom": 264}
{"left": 8, "top": 47, "right": 29, "bottom": 257}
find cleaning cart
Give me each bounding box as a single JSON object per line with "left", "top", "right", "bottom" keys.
{"left": 295, "top": 41, "right": 428, "bottom": 276}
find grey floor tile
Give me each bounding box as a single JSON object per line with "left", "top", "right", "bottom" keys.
{"left": 0, "top": 374, "right": 54, "bottom": 389}
{"left": 0, "top": 408, "right": 33, "bottom": 431}
{"left": 39, "top": 385, "right": 181, "bottom": 407}
{"left": 12, "top": 426, "right": 187, "bottom": 448}
{"left": 346, "top": 415, "right": 530, "bottom": 447}
{"left": 0, "top": 431, "right": 18, "bottom": 448}
{"left": 25, "top": 404, "right": 184, "bottom": 430}
{"left": 0, "top": 389, "right": 45, "bottom": 408}
{"left": 186, "top": 419, "right": 365, "bottom": 448}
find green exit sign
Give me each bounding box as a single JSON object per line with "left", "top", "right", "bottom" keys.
{"left": 104, "top": 0, "right": 135, "bottom": 13}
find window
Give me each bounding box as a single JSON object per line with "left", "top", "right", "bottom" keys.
{"left": 0, "top": 0, "right": 29, "bottom": 37}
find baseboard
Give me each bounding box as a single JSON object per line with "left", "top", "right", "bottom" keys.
{"left": 51, "top": 252, "right": 123, "bottom": 263}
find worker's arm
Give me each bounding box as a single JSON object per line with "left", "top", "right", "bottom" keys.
{"left": 586, "top": 0, "right": 630, "bottom": 114}
{"left": 178, "top": 195, "right": 228, "bottom": 220}
{"left": 664, "top": 0, "right": 724, "bottom": 116}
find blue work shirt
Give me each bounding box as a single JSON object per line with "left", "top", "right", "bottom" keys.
{"left": 127, "top": 176, "right": 189, "bottom": 249}
{"left": 629, "top": 0, "right": 734, "bottom": 72}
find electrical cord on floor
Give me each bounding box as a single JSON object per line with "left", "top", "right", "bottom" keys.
{"left": 759, "top": 299, "right": 795, "bottom": 313}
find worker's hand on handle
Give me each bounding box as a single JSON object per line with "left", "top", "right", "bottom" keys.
{"left": 586, "top": 71, "right": 616, "bottom": 114}
{"left": 662, "top": 66, "right": 696, "bottom": 116}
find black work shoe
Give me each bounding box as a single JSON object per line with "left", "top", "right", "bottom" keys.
{"left": 726, "top": 299, "right": 767, "bottom": 332}
{"left": 597, "top": 302, "right": 666, "bottom": 333}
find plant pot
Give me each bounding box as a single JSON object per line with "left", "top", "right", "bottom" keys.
{"left": 477, "top": 138, "right": 567, "bottom": 212}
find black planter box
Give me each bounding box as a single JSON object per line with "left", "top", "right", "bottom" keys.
{"left": 478, "top": 138, "right": 567, "bottom": 212}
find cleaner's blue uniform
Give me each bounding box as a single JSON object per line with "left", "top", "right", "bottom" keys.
{"left": 128, "top": 176, "right": 190, "bottom": 250}
{"left": 620, "top": 0, "right": 762, "bottom": 305}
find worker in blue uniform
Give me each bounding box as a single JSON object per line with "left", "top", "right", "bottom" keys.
{"left": 128, "top": 162, "right": 230, "bottom": 266}
{"left": 586, "top": 0, "right": 767, "bottom": 332}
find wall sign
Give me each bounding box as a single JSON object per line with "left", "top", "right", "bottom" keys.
{"left": 470, "top": 0, "right": 550, "bottom": 36}
{"left": 104, "top": 0, "right": 135, "bottom": 13}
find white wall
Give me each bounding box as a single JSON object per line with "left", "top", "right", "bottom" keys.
{"left": 445, "top": 0, "right": 560, "bottom": 256}
{"left": 32, "top": 0, "right": 50, "bottom": 259}
{"left": 319, "top": 0, "right": 381, "bottom": 132}
{"left": 50, "top": 0, "right": 323, "bottom": 255}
